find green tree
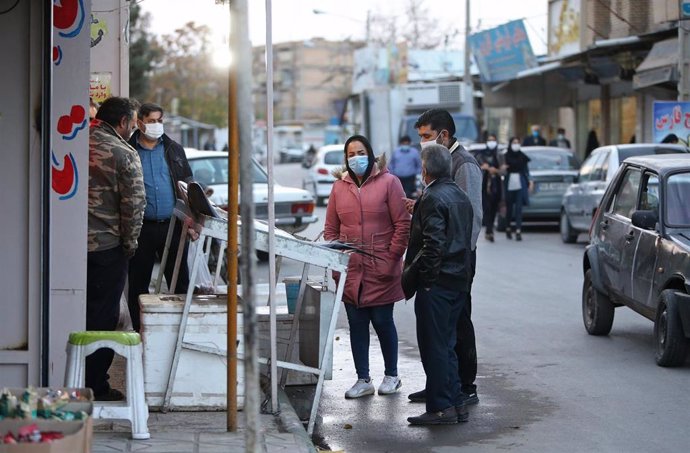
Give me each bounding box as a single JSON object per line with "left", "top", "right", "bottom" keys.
{"left": 129, "top": 3, "right": 161, "bottom": 101}
{"left": 151, "top": 22, "right": 229, "bottom": 127}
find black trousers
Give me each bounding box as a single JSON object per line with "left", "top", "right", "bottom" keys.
{"left": 482, "top": 193, "right": 500, "bottom": 234}
{"left": 415, "top": 284, "right": 466, "bottom": 412}
{"left": 86, "top": 246, "right": 127, "bottom": 396}
{"left": 397, "top": 175, "right": 418, "bottom": 198}
{"left": 455, "top": 249, "right": 477, "bottom": 394}
{"left": 128, "top": 220, "right": 189, "bottom": 331}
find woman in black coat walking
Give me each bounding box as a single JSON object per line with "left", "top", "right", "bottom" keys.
{"left": 504, "top": 137, "right": 532, "bottom": 241}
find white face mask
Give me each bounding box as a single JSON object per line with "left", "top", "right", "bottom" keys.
{"left": 511, "top": 143, "right": 521, "bottom": 151}
{"left": 420, "top": 130, "right": 445, "bottom": 150}
{"left": 144, "top": 122, "right": 164, "bottom": 140}
{"left": 487, "top": 140, "right": 497, "bottom": 149}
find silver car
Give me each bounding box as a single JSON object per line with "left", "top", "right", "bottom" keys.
{"left": 560, "top": 144, "right": 689, "bottom": 243}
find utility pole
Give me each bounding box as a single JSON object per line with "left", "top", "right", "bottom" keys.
{"left": 463, "top": 0, "right": 472, "bottom": 115}
{"left": 679, "top": 0, "right": 690, "bottom": 101}
{"left": 229, "top": 0, "right": 259, "bottom": 451}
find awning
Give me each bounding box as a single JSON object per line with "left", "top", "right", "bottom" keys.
{"left": 634, "top": 38, "right": 678, "bottom": 89}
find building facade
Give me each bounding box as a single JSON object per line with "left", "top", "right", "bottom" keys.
{"left": 252, "top": 38, "right": 363, "bottom": 125}
{"left": 484, "top": 0, "right": 682, "bottom": 156}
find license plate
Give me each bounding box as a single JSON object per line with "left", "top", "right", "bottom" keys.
{"left": 538, "top": 182, "right": 569, "bottom": 191}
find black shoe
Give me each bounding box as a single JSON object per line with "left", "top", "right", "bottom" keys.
{"left": 408, "top": 389, "right": 426, "bottom": 403}
{"left": 94, "top": 388, "right": 125, "bottom": 401}
{"left": 485, "top": 233, "right": 494, "bottom": 242}
{"left": 459, "top": 392, "right": 479, "bottom": 405}
{"left": 516, "top": 231, "right": 522, "bottom": 241}
{"left": 506, "top": 229, "right": 512, "bottom": 240}
{"left": 407, "top": 407, "right": 458, "bottom": 425}
{"left": 455, "top": 403, "right": 469, "bottom": 422}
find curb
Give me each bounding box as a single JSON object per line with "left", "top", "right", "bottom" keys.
{"left": 277, "top": 387, "right": 318, "bottom": 453}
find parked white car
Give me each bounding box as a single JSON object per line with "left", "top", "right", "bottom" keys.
{"left": 302, "top": 144, "right": 345, "bottom": 206}
{"left": 560, "top": 143, "right": 688, "bottom": 243}
{"left": 184, "top": 149, "right": 318, "bottom": 234}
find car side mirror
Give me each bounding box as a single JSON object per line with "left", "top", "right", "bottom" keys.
{"left": 631, "top": 210, "right": 658, "bottom": 230}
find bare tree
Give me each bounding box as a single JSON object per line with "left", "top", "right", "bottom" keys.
{"left": 367, "top": 0, "right": 457, "bottom": 49}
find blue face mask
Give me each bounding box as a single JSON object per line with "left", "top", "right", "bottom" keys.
{"left": 348, "top": 155, "right": 370, "bottom": 176}
{"left": 532, "top": 130, "right": 539, "bottom": 137}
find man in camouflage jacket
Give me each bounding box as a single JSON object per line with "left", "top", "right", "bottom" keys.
{"left": 86, "top": 97, "right": 145, "bottom": 401}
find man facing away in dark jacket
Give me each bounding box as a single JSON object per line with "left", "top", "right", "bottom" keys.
{"left": 127, "top": 102, "right": 193, "bottom": 331}
{"left": 402, "top": 144, "right": 474, "bottom": 426}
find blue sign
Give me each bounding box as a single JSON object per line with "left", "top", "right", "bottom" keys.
{"left": 653, "top": 101, "right": 690, "bottom": 144}
{"left": 682, "top": 0, "right": 690, "bottom": 17}
{"left": 468, "top": 20, "right": 537, "bottom": 83}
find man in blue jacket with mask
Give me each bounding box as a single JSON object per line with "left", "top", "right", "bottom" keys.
{"left": 389, "top": 135, "right": 422, "bottom": 198}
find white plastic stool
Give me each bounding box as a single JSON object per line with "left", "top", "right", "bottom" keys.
{"left": 64, "top": 331, "right": 150, "bottom": 440}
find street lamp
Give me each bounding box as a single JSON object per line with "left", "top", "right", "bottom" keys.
{"left": 312, "top": 8, "right": 370, "bottom": 43}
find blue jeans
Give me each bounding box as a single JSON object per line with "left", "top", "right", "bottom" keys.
{"left": 505, "top": 188, "right": 525, "bottom": 231}
{"left": 344, "top": 303, "right": 399, "bottom": 380}
{"left": 415, "top": 285, "right": 466, "bottom": 412}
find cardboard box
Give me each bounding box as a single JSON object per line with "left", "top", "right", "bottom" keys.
{"left": 0, "top": 388, "right": 93, "bottom": 453}
{"left": 0, "top": 418, "right": 92, "bottom": 453}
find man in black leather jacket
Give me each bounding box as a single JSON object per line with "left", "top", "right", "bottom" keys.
{"left": 403, "top": 144, "right": 474, "bottom": 426}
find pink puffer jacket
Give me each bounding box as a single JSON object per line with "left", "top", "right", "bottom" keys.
{"left": 324, "top": 159, "right": 410, "bottom": 307}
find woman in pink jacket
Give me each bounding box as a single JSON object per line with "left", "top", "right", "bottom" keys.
{"left": 325, "top": 135, "right": 411, "bottom": 399}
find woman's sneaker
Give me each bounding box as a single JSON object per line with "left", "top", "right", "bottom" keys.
{"left": 345, "top": 378, "right": 375, "bottom": 399}
{"left": 378, "top": 376, "right": 402, "bottom": 395}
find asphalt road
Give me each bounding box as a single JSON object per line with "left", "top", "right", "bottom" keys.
{"left": 265, "top": 163, "right": 690, "bottom": 453}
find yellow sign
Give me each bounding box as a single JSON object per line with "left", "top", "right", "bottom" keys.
{"left": 89, "top": 72, "right": 112, "bottom": 104}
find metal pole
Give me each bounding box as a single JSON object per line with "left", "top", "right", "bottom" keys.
{"left": 265, "top": 0, "right": 279, "bottom": 414}
{"left": 679, "top": 1, "right": 690, "bottom": 102}
{"left": 226, "top": 0, "right": 239, "bottom": 435}
{"left": 464, "top": 0, "right": 472, "bottom": 112}
{"left": 230, "top": 0, "right": 260, "bottom": 450}
{"left": 41, "top": 0, "right": 53, "bottom": 387}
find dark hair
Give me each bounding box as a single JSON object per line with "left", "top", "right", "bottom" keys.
{"left": 414, "top": 108, "right": 456, "bottom": 137}
{"left": 557, "top": 127, "right": 566, "bottom": 134}
{"left": 96, "top": 97, "right": 139, "bottom": 128}
{"left": 139, "top": 102, "right": 164, "bottom": 120}
{"left": 421, "top": 144, "right": 451, "bottom": 179}
{"left": 343, "top": 134, "right": 375, "bottom": 186}
{"left": 508, "top": 136, "right": 521, "bottom": 151}
{"left": 399, "top": 135, "right": 411, "bottom": 144}
{"left": 487, "top": 132, "right": 497, "bottom": 140}
{"left": 661, "top": 133, "right": 679, "bottom": 144}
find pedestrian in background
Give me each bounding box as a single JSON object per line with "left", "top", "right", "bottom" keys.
{"left": 661, "top": 133, "right": 679, "bottom": 144}
{"left": 402, "top": 144, "right": 473, "bottom": 425}
{"left": 87, "top": 96, "right": 145, "bottom": 401}
{"left": 389, "top": 135, "right": 422, "bottom": 198}
{"left": 407, "top": 108, "right": 482, "bottom": 408}
{"left": 584, "top": 129, "right": 600, "bottom": 158}
{"left": 127, "top": 102, "right": 193, "bottom": 332}
{"left": 324, "top": 134, "right": 410, "bottom": 399}
{"left": 475, "top": 133, "right": 503, "bottom": 242}
{"left": 504, "top": 137, "right": 532, "bottom": 241}
{"left": 549, "top": 127, "right": 571, "bottom": 149}
{"left": 522, "top": 124, "right": 546, "bottom": 146}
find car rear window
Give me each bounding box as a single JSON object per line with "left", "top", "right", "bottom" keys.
{"left": 189, "top": 156, "right": 267, "bottom": 185}
{"left": 524, "top": 150, "right": 580, "bottom": 171}
{"left": 618, "top": 146, "right": 687, "bottom": 162}
{"left": 324, "top": 151, "right": 344, "bottom": 165}
{"left": 666, "top": 171, "right": 690, "bottom": 227}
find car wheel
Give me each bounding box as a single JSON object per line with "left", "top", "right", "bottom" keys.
{"left": 560, "top": 210, "right": 578, "bottom": 244}
{"left": 582, "top": 269, "right": 614, "bottom": 335}
{"left": 654, "top": 290, "right": 689, "bottom": 367}
{"left": 256, "top": 250, "right": 269, "bottom": 262}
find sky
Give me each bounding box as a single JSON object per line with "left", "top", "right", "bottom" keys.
{"left": 139, "top": 0, "right": 548, "bottom": 68}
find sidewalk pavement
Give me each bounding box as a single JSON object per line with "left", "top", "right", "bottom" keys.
{"left": 92, "top": 387, "right": 316, "bottom": 453}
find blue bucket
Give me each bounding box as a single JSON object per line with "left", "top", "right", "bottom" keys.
{"left": 283, "top": 278, "right": 301, "bottom": 314}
